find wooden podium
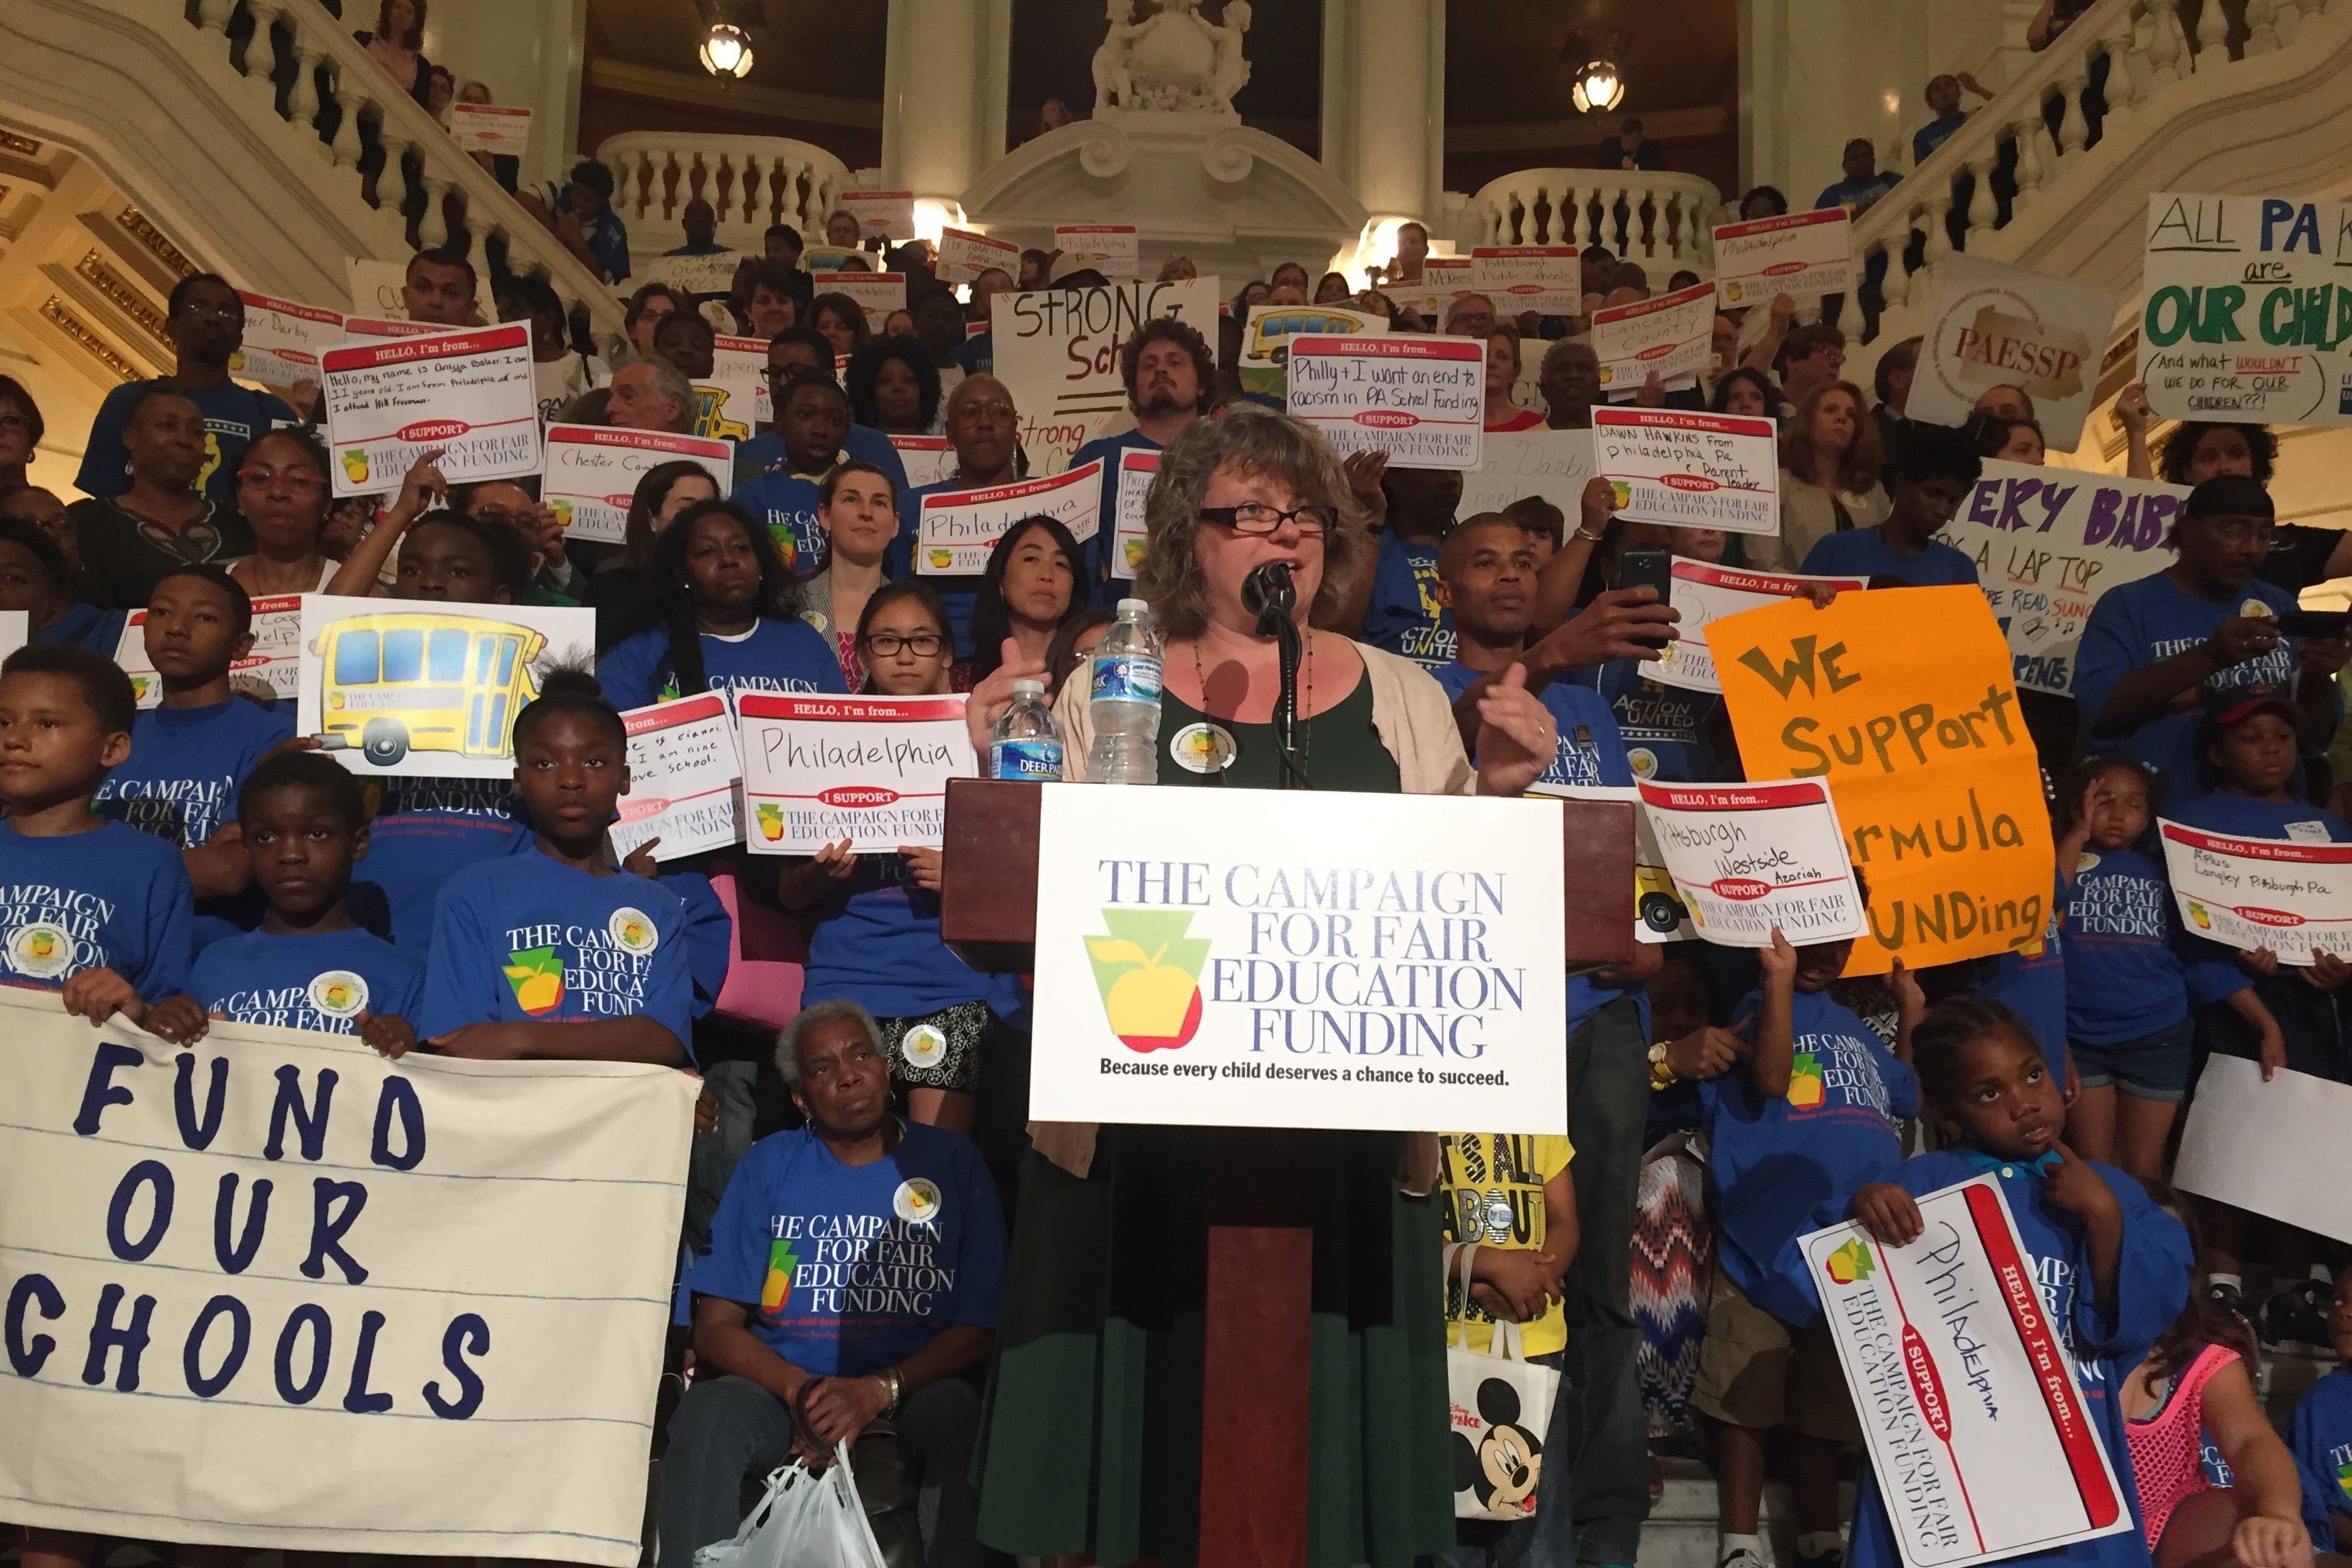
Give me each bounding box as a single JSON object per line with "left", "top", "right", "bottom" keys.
{"left": 938, "top": 778, "right": 1636, "bottom": 1567}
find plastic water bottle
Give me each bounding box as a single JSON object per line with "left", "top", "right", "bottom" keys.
{"left": 988, "top": 679, "right": 1064, "bottom": 780}
{"left": 1086, "top": 597, "right": 1164, "bottom": 785}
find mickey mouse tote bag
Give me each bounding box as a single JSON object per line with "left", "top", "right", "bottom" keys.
{"left": 1445, "top": 1242, "right": 1562, "bottom": 1522}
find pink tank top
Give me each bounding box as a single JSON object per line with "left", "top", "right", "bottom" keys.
{"left": 2127, "top": 1340, "right": 2238, "bottom": 1546}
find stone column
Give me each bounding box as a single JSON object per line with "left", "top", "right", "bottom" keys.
{"left": 883, "top": 0, "right": 1008, "bottom": 218}
{"left": 1322, "top": 0, "right": 1446, "bottom": 253}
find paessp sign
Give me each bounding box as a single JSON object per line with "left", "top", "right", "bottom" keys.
{"left": 1911, "top": 255, "right": 2116, "bottom": 449}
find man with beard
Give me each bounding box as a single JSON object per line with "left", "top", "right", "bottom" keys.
{"left": 659, "top": 999, "right": 1000, "bottom": 1568}
{"left": 76, "top": 275, "right": 299, "bottom": 504}
{"left": 1071, "top": 317, "right": 1215, "bottom": 604}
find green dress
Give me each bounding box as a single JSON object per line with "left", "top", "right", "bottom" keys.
{"left": 973, "top": 674, "right": 1456, "bottom": 1567}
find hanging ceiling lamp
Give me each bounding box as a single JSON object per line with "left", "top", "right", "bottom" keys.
{"left": 700, "top": 22, "right": 754, "bottom": 79}
{"left": 1562, "top": 27, "right": 1630, "bottom": 115}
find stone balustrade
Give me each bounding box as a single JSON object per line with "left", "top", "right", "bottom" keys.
{"left": 1458, "top": 169, "right": 1732, "bottom": 285}
{"left": 594, "top": 132, "right": 852, "bottom": 275}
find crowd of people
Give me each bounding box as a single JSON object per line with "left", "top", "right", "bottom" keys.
{"left": 4, "top": 82, "right": 2352, "bottom": 1568}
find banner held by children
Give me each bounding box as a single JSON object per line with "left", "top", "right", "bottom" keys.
{"left": 1287, "top": 336, "right": 1484, "bottom": 470}
{"left": 1637, "top": 779, "right": 1867, "bottom": 945}
{"left": 1595, "top": 408, "right": 1779, "bottom": 534}
{"left": 1651, "top": 561, "right": 1868, "bottom": 695}
{"left": 2174, "top": 1057, "right": 2352, "bottom": 1245}
{"left": 1909, "top": 255, "right": 2117, "bottom": 448}
{"left": 1803, "top": 1176, "right": 2134, "bottom": 1568}
{"left": 0, "top": 990, "right": 693, "bottom": 1567}
{"left": 2156, "top": 819, "right": 2352, "bottom": 967}
{"left": 1709, "top": 587, "right": 2054, "bottom": 973}
{"left": 1592, "top": 280, "right": 1717, "bottom": 398}
{"left": 1941, "top": 460, "right": 2186, "bottom": 694}
{"left": 613, "top": 692, "right": 742, "bottom": 861}
{"left": 736, "top": 693, "right": 974, "bottom": 853}
{"left": 917, "top": 460, "right": 1105, "bottom": 575}
{"left": 321, "top": 324, "right": 539, "bottom": 497}
{"left": 2139, "top": 192, "right": 2352, "bottom": 426}
{"left": 543, "top": 425, "right": 734, "bottom": 546}
{"left": 1713, "top": 210, "right": 1856, "bottom": 307}
{"left": 990, "top": 277, "right": 1219, "bottom": 473}
{"left": 1469, "top": 247, "right": 1582, "bottom": 317}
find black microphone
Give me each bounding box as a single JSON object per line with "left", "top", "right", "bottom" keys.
{"left": 1241, "top": 561, "right": 1296, "bottom": 637}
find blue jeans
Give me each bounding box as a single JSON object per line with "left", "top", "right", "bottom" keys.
{"left": 1445, "top": 1351, "right": 1577, "bottom": 1567}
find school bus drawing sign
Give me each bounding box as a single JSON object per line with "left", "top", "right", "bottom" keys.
{"left": 1706, "top": 587, "right": 2054, "bottom": 974}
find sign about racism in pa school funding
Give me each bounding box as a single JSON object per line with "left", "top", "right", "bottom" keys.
{"left": 0, "top": 990, "right": 694, "bottom": 1567}
{"left": 1804, "top": 1177, "right": 2133, "bottom": 1568}
{"left": 2139, "top": 192, "right": 2352, "bottom": 426}
{"left": 1028, "top": 784, "right": 1568, "bottom": 1133}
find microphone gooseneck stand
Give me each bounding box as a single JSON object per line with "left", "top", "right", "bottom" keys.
{"left": 1242, "top": 561, "right": 1308, "bottom": 790}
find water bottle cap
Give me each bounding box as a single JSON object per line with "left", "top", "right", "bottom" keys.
{"left": 1011, "top": 679, "right": 1046, "bottom": 697}
{"left": 1116, "top": 597, "right": 1149, "bottom": 615}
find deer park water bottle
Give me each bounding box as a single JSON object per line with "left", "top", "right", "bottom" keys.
{"left": 988, "top": 679, "right": 1064, "bottom": 780}
{"left": 1086, "top": 597, "right": 1164, "bottom": 785}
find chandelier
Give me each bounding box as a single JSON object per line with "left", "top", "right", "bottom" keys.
{"left": 1571, "top": 59, "right": 1625, "bottom": 114}
{"left": 700, "top": 21, "right": 754, "bottom": 79}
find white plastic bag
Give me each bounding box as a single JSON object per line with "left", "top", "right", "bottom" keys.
{"left": 1446, "top": 1242, "right": 1562, "bottom": 1522}
{"left": 692, "top": 1440, "right": 889, "bottom": 1568}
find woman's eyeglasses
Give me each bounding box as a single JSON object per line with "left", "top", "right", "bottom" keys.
{"left": 1199, "top": 502, "right": 1337, "bottom": 538}
{"left": 861, "top": 631, "right": 947, "bottom": 657}
{"left": 236, "top": 467, "right": 323, "bottom": 494}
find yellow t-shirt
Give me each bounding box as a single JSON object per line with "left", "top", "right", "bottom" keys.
{"left": 1439, "top": 1131, "right": 1574, "bottom": 1357}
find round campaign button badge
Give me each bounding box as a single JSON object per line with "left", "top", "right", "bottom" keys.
{"left": 1172, "top": 722, "right": 1237, "bottom": 774}
{"left": 894, "top": 1177, "right": 943, "bottom": 1225}
{"left": 2242, "top": 600, "right": 2273, "bottom": 619}
{"left": 1628, "top": 747, "right": 1659, "bottom": 780}
{"left": 2074, "top": 851, "right": 2101, "bottom": 876}
{"left": 608, "top": 907, "right": 660, "bottom": 955}
{"left": 308, "top": 971, "right": 370, "bottom": 1019}
{"left": 902, "top": 1023, "right": 948, "bottom": 1068}
{"left": 8, "top": 922, "right": 73, "bottom": 980}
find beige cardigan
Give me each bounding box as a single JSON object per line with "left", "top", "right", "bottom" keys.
{"left": 1748, "top": 471, "right": 1891, "bottom": 572}
{"left": 1030, "top": 638, "right": 1470, "bottom": 1189}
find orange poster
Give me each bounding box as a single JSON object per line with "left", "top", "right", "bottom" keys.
{"left": 1705, "top": 586, "right": 2054, "bottom": 974}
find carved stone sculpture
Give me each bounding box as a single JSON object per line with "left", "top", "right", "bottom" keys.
{"left": 1091, "top": 0, "right": 1252, "bottom": 117}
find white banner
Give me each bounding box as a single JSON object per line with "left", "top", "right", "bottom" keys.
{"left": 838, "top": 190, "right": 915, "bottom": 244}
{"left": 1911, "top": 254, "right": 2116, "bottom": 449}
{"left": 2175, "top": 1057, "right": 2352, "bottom": 1245}
{"left": 1942, "top": 460, "right": 2186, "bottom": 695}
{"left": 0, "top": 989, "right": 692, "bottom": 1567}
{"left": 2139, "top": 192, "right": 2352, "bottom": 426}
{"left": 116, "top": 594, "right": 305, "bottom": 710}
{"left": 1637, "top": 778, "right": 1866, "bottom": 945}
{"left": 1110, "top": 448, "right": 1159, "bottom": 581}
{"left": 1469, "top": 247, "right": 1582, "bottom": 317}
{"left": 1650, "top": 559, "right": 1868, "bottom": 694}
{"left": 1714, "top": 209, "right": 1856, "bottom": 308}
{"left": 703, "top": 333, "right": 770, "bottom": 437}
{"left": 888, "top": 435, "right": 956, "bottom": 491}
{"left": 543, "top": 424, "right": 734, "bottom": 546}
{"left": 991, "top": 277, "right": 1220, "bottom": 475}
{"left": 830, "top": 272, "right": 909, "bottom": 331}
{"left": 937, "top": 228, "right": 1020, "bottom": 285}
{"left": 646, "top": 251, "right": 744, "bottom": 300}
{"left": 1029, "top": 784, "right": 1568, "bottom": 1132}
{"left": 1237, "top": 302, "right": 1389, "bottom": 402}
{"left": 612, "top": 692, "right": 741, "bottom": 861}
{"left": 2157, "top": 818, "right": 2352, "bottom": 966}
{"left": 297, "top": 595, "right": 596, "bottom": 780}
{"left": 1459, "top": 427, "right": 1597, "bottom": 522}
{"left": 914, "top": 460, "right": 1105, "bottom": 574}
{"left": 1412, "top": 255, "right": 1474, "bottom": 320}
{"left": 1287, "top": 335, "right": 1484, "bottom": 470}
{"left": 233, "top": 292, "right": 343, "bottom": 393}
{"left": 447, "top": 101, "right": 530, "bottom": 156}
{"left": 321, "top": 325, "right": 539, "bottom": 497}
{"left": 736, "top": 692, "right": 974, "bottom": 853}
{"left": 1055, "top": 225, "right": 1141, "bottom": 277}
{"left": 1594, "top": 408, "right": 1779, "bottom": 533}
{"left": 1804, "top": 1177, "right": 2134, "bottom": 1568}
{"left": 1592, "top": 280, "right": 1716, "bottom": 398}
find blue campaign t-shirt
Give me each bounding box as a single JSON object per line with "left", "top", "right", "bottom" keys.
{"left": 1570, "top": 658, "right": 1719, "bottom": 783}
{"left": 1707, "top": 986, "right": 1916, "bottom": 1313}
{"left": 2292, "top": 1367, "right": 2352, "bottom": 1547}
{"left": 185, "top": 925, "right": 427, "bottom": 1035}
{"left": 2165, "top": 789, "right": 2352, "bottom": 845}
{"left": 1800, "top": 528, "right": 1980, "bottom": 587}
{"left": 0, "top": 819, "right": 192, "bottom": 1001}
{"left": 1976, "top": 870, "right": 2072, "bottom": 1082}
{"left": 95, "top": 698, "right": 295, "bottom": 849}
{"left": 1814, "top": 1152, "right": 2190, "bottom": 1568}
{"left": 731, "top": 471, "right": 830, "bottom": 582}
{"left": 2063, "top": 846, "right": 2245, "bottom": 1043}
{"left": 658, "top": 870, "right": 733, "bottom": 1023}
{"left": 597, "top": 618, "right": 848, "bottom": 713}
{"left": 34, "top": 602, "right": 129, "bottom": 656}
{"left": 2073, "top": 571, "right": 2303, "bottom": 790}
{"left": 888, "top": 479, "right": 992, "bottom": 659}
{"left": 687, "top": 1121, "right": 1005, "bottom": 1378}
{"left": 1072, "top": 429, "right": 1160, "bottom": 606}
{"left": 803, "top": 855, "right": 997, "bottom": 1020}
{"left": 76, "top": 379, "right": 299, "bottom": 504}
{"left": 1360, "top": 532, "right": 1453, "bottom": 669}
{"left": 415, "top": 852, "right": 694, "bottom": 1048}
{"left": 360, "top": 780, "right": 538, "bottom": 951}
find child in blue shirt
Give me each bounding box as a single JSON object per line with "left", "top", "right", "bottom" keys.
{"left": 414, "top": 671, "right": 695, "bottom": 1064}
{"left": 0, "top": 516, "right": 125, "bottom": 656}
{"left": 1832, "top": 995, "right": 2193, "bottom": 1568}
{"left": 2289, "top": 1271, "right": 2352, "bottom": 1553}
{"left": 731, "top": 370, "right": 852, "bottom": 579}
{"left": 2057, "top": 754, "right": 2276, "bottom": 1181}
{"left": 597, "top": 498, "right": 846, "bottom": 711}
{"left": 145, "top": 751, "right": 423, "bottom": 1052}
{"left": 1693, "top": 923, "right": 1920, "bottom": 1568}
{"left": 0, "top": 644, "right": 192, "bottom": 1019}
{"left": 1799, "top": 422, "right": 1982, "bottom": 588}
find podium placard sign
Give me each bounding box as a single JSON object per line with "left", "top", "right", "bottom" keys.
{"left": 1025, "top": 783, "right": 1568, "bottom": 1133}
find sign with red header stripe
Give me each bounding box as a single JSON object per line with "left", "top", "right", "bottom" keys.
{"left": 321, "top": 324, "right": 538, "bottom": 496}
{"left": 2157, "top": 818, "right": 2352, "bottom": 966}
{"left": 735, "top": 692, "right": 975, "bottom": 854}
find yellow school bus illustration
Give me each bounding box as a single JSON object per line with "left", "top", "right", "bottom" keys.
{"left": 313, "top": 612, "right": 546, "bottom": 767}
{"left": 1239, "top": 308, "right": 1379, "bottom": 400}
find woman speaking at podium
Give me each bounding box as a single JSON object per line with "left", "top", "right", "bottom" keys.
{"left": 966, "top": 406, "right": 1562, "bottom": 1566}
